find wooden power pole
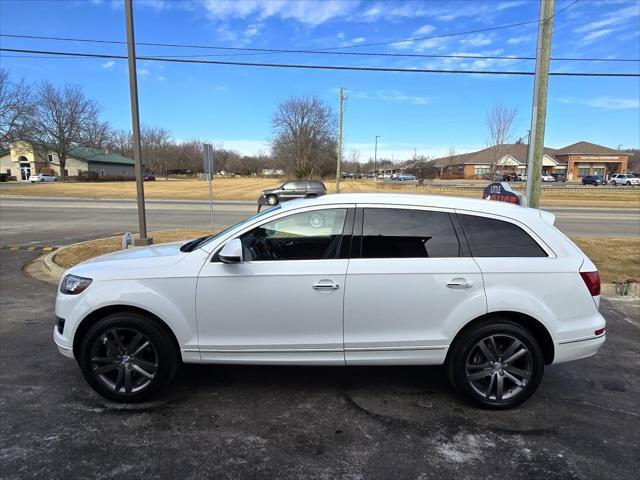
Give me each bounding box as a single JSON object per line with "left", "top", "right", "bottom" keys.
{"left": 125, "top": 0, "right": 152, "bottom": 245}
{"left": 525, "top": 0, "right": 555, "bottom": 208}
{"left": 335, "top": 87, "right": 344, "bottom": 193}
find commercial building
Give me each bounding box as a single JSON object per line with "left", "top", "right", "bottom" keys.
{"left": 0, "top": 141, "right": 135, "bottom": 181}
{"left": 431, "top": 141, "right": 629, "bottom": 180}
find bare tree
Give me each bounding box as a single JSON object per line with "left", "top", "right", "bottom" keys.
{"left": 0, "top": 69, "right": 35, "bottom": 148}
{"left": 82, "top": 116, "right": 111, "bottom": 149}
{"left": 486, "top": 104, "right": 518, "bottom": 176}
{"left": 107, "top": 129, "right": 133, "bottom": 158}
{"left": 140, "top": 126, "right": 173, "bottom": 178}
{"left": 272, "top": 95, "right": 336, "bottom": 178}
{"left": 31, "top": 82, "right": 102, "bottom": 179}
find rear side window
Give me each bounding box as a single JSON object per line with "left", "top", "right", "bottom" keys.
{"left": 458, "top": 214, "right": 547, "bottom": 257}
{"left": 361, "top": 208, "right": 461, "bottom": 258}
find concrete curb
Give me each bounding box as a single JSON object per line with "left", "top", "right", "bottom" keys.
{"left": 43, "top": 248, "right": 67, "bottom": 280}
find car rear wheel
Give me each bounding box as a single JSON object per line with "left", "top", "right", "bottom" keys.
{"left": 78, "top": 312, "right": 179, "bottom": 403}
{"left": 266, "top": 194, "right": 278, "bottom": 206}
{"left": 612, "top": 181, "right": 617, "bottom": 186}
{"left": 447, "top": 320, "right": 544, "bottom": 409}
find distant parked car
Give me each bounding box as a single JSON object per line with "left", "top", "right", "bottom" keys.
{"left": 517, "top": 174, "right": 527, "bottom": 181}
{"left": 397, "top": 174, "right": 417, "bottom": 181}
{"left": 550, "top": 173, "right": 566, "bottom": 182}
{"left": 341, "top": 172, "right": 355, "bottom": 179}
{"left": 541, "top": 174, "right": 555, "bottom": 182}
{"left": 257, "top": 180, "right": 326, "bottom": 209}
{"left": 502, "top": 172, "right": 519, "bottom": 182}
{"left": 581, "top": 175, "right": 605, "bottom": 186}
{"left": 143, "top": 174, "right": 156, "bottom": 181}
{"left": 609, "top": 173, "right": 640, "bottom": 186}
{"left": 28, "top": 173, "right": 58, "bottom": 183}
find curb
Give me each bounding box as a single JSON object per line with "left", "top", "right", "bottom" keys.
{"left": 43, "top": 248, "right": 67, "bottom": 280}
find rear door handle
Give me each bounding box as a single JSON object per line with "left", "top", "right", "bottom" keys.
{"left": 313, "top": 281, "right": 340, "bottom": 291}
{"left": 447, "top": 278, "right": 472, "bottom": 289}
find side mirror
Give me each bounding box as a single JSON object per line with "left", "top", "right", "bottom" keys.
{"left": 219, "top": 238, "right": 243, "bottom": 264}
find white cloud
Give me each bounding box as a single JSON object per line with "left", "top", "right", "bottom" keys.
{"left": 201, "top": 0, "right": 358, "bottom": 26}
{"left": 574, "top": 4, "right": 640, "bottom": 33}
{"left": 351, "top": 37, "right": 366, "bottom": 44}
{"left": 460, "top": 33, "right": 493, "bottom": 47}
{"left": 378, "top": 91, "right": 430, "bottom": 105}
{"left": 157, "top": 76, "right": 166, "bottom": 82}
{"left": 138, "top": 68, "right": 151, "bottom": 76}
{"left": 101, "top": 61, "right": 115, "bottom": 69}
{"left": 582, "top": 29, "right": 614, "bottom": 43}
{"left": 347, "top": 89, "right": 430, "bottom": 105}
{"left": 414, "top": 24, "right": 435, "bottom": 36}
{"left": 506, "top": 36, "right": 530, "bottom": 45}
{"left": 244, "top": 23, "right": 263, "bottom": 38}
{"left": 496, "top": 1, "right": 526, "bottom": 10}
{"left": 558, "top": 96, "right": 640, "bottom": 110}
{"left": 214, "top": 85, "right": 229, "bottom": 91}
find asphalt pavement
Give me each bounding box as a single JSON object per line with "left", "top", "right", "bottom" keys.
{"left": 0, "top": 249, "right": 638, "bottom": 479}
{"left": 1, "top": 196, "right": 638, "bottom": 247}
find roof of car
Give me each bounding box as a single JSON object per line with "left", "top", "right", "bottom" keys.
{"left": 279, "top": 193, "right": 547, "bottom": 222}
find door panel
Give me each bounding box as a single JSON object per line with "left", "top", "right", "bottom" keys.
{"left": 196, "top": 260, "right": 347, "bottom": 364}
{"left": 343, "top": 258, "right": 485, "bottom": 365}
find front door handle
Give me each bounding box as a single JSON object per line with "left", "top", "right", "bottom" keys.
{"left": 313, "top": 281, "right": 340, "bottom": 291}
{"left": 447, "top": 278, "right": 472, "bottom": 289}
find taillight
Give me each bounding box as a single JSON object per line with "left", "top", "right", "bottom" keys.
{"left": 594, "top": 328, "right": 605, "bottom": 336}
{"left": 580, "top": 271, "right": 601, "bottom": 296}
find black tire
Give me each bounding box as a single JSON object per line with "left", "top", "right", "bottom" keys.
{"left": 266, "top": 194, "right": 279, "bottom": 206}
{"left": 77, "top": 312, "right": 179, "bottom": 403}
{"left": 612, "top": 181, "right": 617, "bottom": 186}
{"left": 447, "top": 320, "right": 544, "bottom": 409}
{"left": 626, "top": 181, "right": 631, "bottom": 186}
{"left": 581, "top": 181, "right": 586, "bottom": 185}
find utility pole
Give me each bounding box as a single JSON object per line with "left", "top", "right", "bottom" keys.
{"left": 374, "top": 135, "right": 380, "bottom": 177}
{"left": 525, "top": 0, "right": 554, "bottom": 208}
{"left": 125, "top": 0, "right": 151, "bottom": 245}
{"left": 335, "top": 87, "right": 345, "bottom": 193}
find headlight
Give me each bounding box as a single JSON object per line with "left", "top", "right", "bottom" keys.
{"left": 60, "top": 274, "right": 93, "bottom": 295}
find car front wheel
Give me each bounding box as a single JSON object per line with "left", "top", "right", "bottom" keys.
{"left": 78, "top": 312, "right": 179, "bottom": 403}
{"left": 447, "top": 320, "right": 544, "bottom": 409}
{"left": 266, "top": 194, "right": 278, "bottom": 206}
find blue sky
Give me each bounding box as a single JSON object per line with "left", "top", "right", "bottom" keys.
{"left": 1, "top": 0, "right": 639, "bottom": 160}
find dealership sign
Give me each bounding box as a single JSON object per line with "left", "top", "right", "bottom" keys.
{"left": 483, "top": 182, "right": 526, "bottom": 206}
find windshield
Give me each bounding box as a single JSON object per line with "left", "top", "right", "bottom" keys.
{"left": 180, "top": 205, "right": 282, "bottom": 252}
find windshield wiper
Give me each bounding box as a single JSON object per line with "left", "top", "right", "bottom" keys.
{"left": 180, "top": 235, "right": 212, "bottom": 253}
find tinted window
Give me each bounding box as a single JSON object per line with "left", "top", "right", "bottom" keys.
{"left": 241, "top": 209, "right": 347, "bottom": 261}
{"left": 282, "top": 182, "right": 296, "bottom": 190}
{"left": 459, "top": 214, "right": 547, "bottom": 257}
{"left": 361, "top": 208, "right": 461, "bottom": 258}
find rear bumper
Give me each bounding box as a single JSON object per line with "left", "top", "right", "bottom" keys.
{"left": 553, "top": 334, "right": 605, "bottom": 364}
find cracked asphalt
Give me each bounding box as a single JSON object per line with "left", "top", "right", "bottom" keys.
{"left": 1, "top": 249, "right": 639, "bottom": 479}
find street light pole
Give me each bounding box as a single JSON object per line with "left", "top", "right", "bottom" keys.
{"left": 525, "top": 0, "right": 554, "bottom": 208}
{"left": 335, "top": 87, "right": 344, "bottom": 193}
{"left": 124, "top": 0, "right": 151, "bottom": 245}
{"left": 374, "top": 135, "right": 380, "bottom": 177}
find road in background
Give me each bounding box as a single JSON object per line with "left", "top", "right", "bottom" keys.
{"left": 1, "top": 196, "right": 638, "bottom": 246}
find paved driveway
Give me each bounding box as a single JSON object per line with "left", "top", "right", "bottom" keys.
{"left": 0, "top": 250, "right": 638, "bottom": 479}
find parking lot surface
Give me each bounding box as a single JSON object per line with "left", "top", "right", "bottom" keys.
{"left": 0, "top": 249, "right": 638, "bottom": 479}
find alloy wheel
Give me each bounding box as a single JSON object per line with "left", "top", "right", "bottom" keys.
{"left": 89, "top": 327, "right": 158, "bottom": 394}
{"left": 465, "top": 334, "right": 533, "bottom": 402}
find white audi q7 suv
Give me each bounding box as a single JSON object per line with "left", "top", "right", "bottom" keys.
{"left": 54, "top": 193, "right": 605, "bottom": 408}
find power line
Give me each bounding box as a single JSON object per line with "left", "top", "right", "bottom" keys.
{"left": 3, "top": 30, "right": 637, "bottom": 63}
{"left": 1, "top": 47, "right": 638, "bottom": 77}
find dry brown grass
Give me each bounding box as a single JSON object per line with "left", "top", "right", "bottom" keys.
{"left": 572, "top": 237, "right": 640, "bottom": 283}
{"left": 3, "top": 177, "right": 639, "bottom": 208}
{"left": 53, "top": 229, "right": 214, "bottom": 269}
{"left": 53, "top": 228, "right": 638, "bottom": 284}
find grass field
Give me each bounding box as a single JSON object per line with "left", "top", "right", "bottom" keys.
{"left": 3, "top": 177, "right": 640, "bottom": 208}
{"left": 53, "top": 228, "right": 638, "bottom": 284}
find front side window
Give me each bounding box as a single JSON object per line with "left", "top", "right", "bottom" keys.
{"left": 241, "top": 209, "right": 347, "bottom": 261}
{"left": 361, "top": 208, "right": 461, "bottom": 258}
{"left": 282, "top": 182, "right": 296, "bottom": 190}
{"left": 459, "top": 214, "right": 547, "bottom": 257}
